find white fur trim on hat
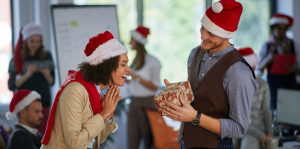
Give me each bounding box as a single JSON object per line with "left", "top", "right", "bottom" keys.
{"left": 212, "top": 2, "right": 223, "bottom": 13}
{"left": 269, "top": 17, "right": 289, "bottom": 26}
{"left": 21, "top": 23, "right": 43, "bottom": 41}
{"left": 6, "top": 91, "right": 41, "bottom": 120}
{"left": 243, "top": 53, "right": 258, "bottom": 67}
{"left": 201, "top": 14, "right": 235, "bottom": 39}
{"left": 131, "top": 30, "right": 147, "bottom": 45}
{"left": 86, "top": 39, "right": 128, "bottom": 65}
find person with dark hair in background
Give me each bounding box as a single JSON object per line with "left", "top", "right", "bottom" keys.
{"left": 41, "top": 31, "right": 130, "bottom": 149}
{"left": 233, "top": 47, "right": 273, "bottom": 149}
{"left": 162, "top": 0, "right": 258, "bottom": 148}
{"left": 127, "top": 26, "right": 161, "bottom": 149}
{"left": 7, "top": 23, "right": 55, "bottom": 134}
{"left": 6, "top": 89, "right": 44, "bottom": 149}
{"left": 257, "top": 13, "right": 300, "bottom": 110}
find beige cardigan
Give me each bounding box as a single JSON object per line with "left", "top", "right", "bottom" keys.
{"left": 41, "top": 82, "right": 116, "bottom": 149}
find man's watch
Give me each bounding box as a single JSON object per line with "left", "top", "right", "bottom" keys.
{"left": 192, "top": 112, "right": 201, "bottom": 125}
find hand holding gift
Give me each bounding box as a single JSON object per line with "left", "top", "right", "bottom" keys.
{"left": 154, "top": 79, "right": 194, "bottom": 116}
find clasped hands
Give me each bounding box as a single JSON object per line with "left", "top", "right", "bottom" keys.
{"left": 99, "top": 85, "right": 122, "bottom": 120}
{"left": 162, "top": 79, "right": 197, "bottom": 122}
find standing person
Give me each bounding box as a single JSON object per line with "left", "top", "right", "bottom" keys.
{"left": 41, "top": 31, "right": 130, "bottom": 149}
{"left": 257, "top": 13, "right": 300, "bottom": 110}
{"left": 127, "top": 26, "right": 161, "bottom": 149}
{"left": 6, "top": 89, "right": 44, "bottom": 149}
{"left": 233, "top": 47, "right": 273, "bottom": 149}
{"left": 162, "top": 0, "right": 258, "bottom": 149}
{"left": 8, "top": 23, "right": 55, "bottom": 134}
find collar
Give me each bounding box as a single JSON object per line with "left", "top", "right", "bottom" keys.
{"left": 94, "top": 84, "right": 109, "bottom": 96}
{"left": 18, "top": 124, "right": 38, "bottom": 136}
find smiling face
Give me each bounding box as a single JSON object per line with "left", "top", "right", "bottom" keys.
{"left": 26, "top": 35, "right": 42, "bottom": 55}
{"left": 111, "top": 53, "right": 130, "bottom": 86}
{"left": 200, "top": 26, "right": 228, "bottom": 51}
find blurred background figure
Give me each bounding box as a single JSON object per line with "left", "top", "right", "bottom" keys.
{"left": 257, "top": 13, "right": 300, "bottom": 110}
{"left": 234, "top": 47, "right": 273, "bottom": 149}
{"left": 127, "top": 26, "right": 161, "bottom": 149}
{"left": 6, "top": 89, "right": 43, "bottom": 149}
{"left": 7, "top": 23, "right": 55, "bottom": 134}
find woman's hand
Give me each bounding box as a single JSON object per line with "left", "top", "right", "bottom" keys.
{"left": 99, "top": 85, "right": 122, "bottom": 120}
{"left": 26, "top": 64, "right": 37, "bottom": 76}
{"left": 40, "top": 68, "right": 51, "bottom": 77}
{"left": 128, "top": 71, "right": 138, "bottom": 80}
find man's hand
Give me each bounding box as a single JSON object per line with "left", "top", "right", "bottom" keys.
{"left": 163, "top": 94, "right": 197, "bottom": 122}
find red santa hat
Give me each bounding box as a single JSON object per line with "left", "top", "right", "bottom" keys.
{"left": 131, "top": 26, "right": 150, "bottom": 45}
{"left": 14, "top": 23, "right": 43, "bottom": 75}
{"left": 85, "top": 31, "right": 128, "bottom": 65}
{"left": 269, "top": 13, "right": 294, "bottom": 27}
{"left": 201, "top": 0, "right": 243, "bottom": 39}
{"left": 6, "top": 90, "right": 41, "bottom": 120}
{"left": 237, "top": 47, "right": 258, "bottom": 67}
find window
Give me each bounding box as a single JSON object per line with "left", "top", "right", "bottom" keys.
{"left": 213, "top": 0, "right": 270, "bottom": 52}
{"left": 0, "top": 0, "right": 13, "bottom": 105}
{"left": 144, "top": 0, "right": 206, "bottom": 82}
{"left": 74, "top": 0, "right": 137, "bottom": 63}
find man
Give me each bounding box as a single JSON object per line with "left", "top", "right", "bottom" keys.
{"left": 233, "top": 47, "right": 273, "bottom": 149}
{"left": 257, "top": 13, "right": 300, "bottom": 110}
{"left": 162, "top": 0, "right": 258, "bottom": 149}
{"left": 6, "top": 89, "right": 44, "bottom": 149}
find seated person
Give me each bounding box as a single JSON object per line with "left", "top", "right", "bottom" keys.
{"left": 6, "top": 89, "right": 44, "bottom": 149}
{"left": 233, "top": 47, "right": 273, "bottom": 149}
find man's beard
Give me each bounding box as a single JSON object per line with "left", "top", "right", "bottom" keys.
{"left": 26, "top": 117, "right": 42, "bottom": 128}
{"left": 201, "top": 40, "right": 223, "bottom": 51}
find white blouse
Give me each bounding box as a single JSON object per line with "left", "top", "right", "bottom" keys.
{"left": 128, "top": 54, "right": 161, "bottom": 97}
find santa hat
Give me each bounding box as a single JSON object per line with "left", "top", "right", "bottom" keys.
{"left": 201, "top": 0, "right": 243, "bottom": 39}
{"left": 237, "top": 47, "right": 258, "bottom": 67}
{"left": 6, "top": 90, "right": 41, "bottom": 120}
{"left": 131, "top": 26, "right": 150, "bottom": 45}
{"left": 14, "top": 23, "right": 43, "bottom": 75}
{"left": 269, "top": 13, "right": 293, "bottom": 27}
{"left": 85, "top": 31, "right": 128, "bottom": 65}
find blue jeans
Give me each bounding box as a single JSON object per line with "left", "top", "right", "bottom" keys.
{"left": 180, "top": 141, "right": 234, "bottom": 149}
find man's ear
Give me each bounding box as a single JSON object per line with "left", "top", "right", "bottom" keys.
{"left": 19, "top": 109, "right": 27, "bottom": 118}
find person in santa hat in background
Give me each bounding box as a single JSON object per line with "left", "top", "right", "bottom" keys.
{"left": 41, "top": 31, "right": 130, "bottom": 149}
{"left": 233, "top": 47, "right": 272, "bottom": 149}
{"left": 6, "top": 89, "right": 44, "bottom": 149}
{"left": 7, "top": 23, "right": 55, "bottom": 134}
{"left": 257, "top": 13, "right": 300, "bottom": 111}
{"left": 127, "top": 26, "right": 161, "bottom": 149}
{"left": 162, "top": 0, "right": 258, "bottom": 149}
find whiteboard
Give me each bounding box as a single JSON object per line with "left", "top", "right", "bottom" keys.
{"left": 51, "top": 5, "right": 120, "bottom": 84}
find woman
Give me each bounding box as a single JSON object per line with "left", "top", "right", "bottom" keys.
{"left": 8, "top": 23, "right": 55, "bottom": 134}
{"left": 41, "top": 31, "right": 130, "bottom": 149}
{"left": 127, "top": 26, "right": 161, "bottom": 149}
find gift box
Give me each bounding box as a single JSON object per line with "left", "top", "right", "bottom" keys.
{"left": 154, "top": 81, "right": 194, "bottom": 116}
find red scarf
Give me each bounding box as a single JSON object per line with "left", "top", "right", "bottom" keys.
{"left": 41, "top": 70, "right": 102, "bottom": 145}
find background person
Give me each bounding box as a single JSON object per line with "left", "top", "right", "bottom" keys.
{"left": 6, "top": 89, "right": 44, "bottom": 149}
{"left": 7, "top": 23, "right": 55, "bottom": 134}
{"left": 233, "top": 47, "right": 273, "bottom": 149}
{"left": 127, "top": 26, "right": 161, "bottom": 149}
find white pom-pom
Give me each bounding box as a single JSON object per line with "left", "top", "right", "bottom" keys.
{"left": 6, "top": 112, "right": 15, "bottom": 120}
{"left": 212, "top": 2, "right": 223, "bottom": 13}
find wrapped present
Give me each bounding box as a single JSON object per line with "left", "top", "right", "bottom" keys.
{"left": 154, "top": 81, "right": 194, "bottom": 116}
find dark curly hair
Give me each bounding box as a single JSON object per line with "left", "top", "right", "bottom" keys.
{"left": 77, "top": 55, "right": 120, "bottom": 85}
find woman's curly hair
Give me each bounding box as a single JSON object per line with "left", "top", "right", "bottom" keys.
{"left": 78, "top": 55, "right": 120, "bottom": 85}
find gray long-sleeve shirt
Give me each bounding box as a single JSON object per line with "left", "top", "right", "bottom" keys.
{"left": 247, "top": 76, "right": 272, "bottom": 139}
{"left": 188, "top": 45, "right": 258, "bottom": 139}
